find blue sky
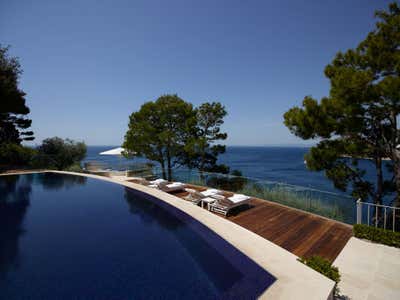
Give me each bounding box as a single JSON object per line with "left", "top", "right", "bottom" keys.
{"left": 0, "top": 0, "right": 392, "bottom": 146}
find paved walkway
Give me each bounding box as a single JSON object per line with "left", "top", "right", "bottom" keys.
{"left": 334, "top": 237, "right": 400, "bottom": 300}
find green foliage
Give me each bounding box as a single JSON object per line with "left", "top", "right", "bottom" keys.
{"left": 299, "top": 256, "right": 340, "bottom": 285}
{"left": 353, "top": 224, "right": 400, "bottom": 247}
{"left": 0, "top": 143, "right": 36, "bottom": 168}
{"left": 124, "top": 95, "right": 229, "bottom": 180}
{"left": 64, "top": 163, "right": 84, "bottom": 173}
{"left": 206, "top": 170, "right": 248, "bottom": 192}
{"left": 184, "top": 102, "right": 228, "bottom": 173}
{"left": 32, "top": 137, "right": 87, "bottom": 170}
{"left": 205, "top": 163, "right": 230, "bottom": 174}
{"left": 284, "top": 3, "right": 400, "bottom": 205}
{"left": 230, "top": 169, "right": 243, "bottom": 176}
{"left": 0, "top": 45, "right": 34, "bottom": 144}
{"left": 124, "top": 94, "right": 196, "bottom": 180}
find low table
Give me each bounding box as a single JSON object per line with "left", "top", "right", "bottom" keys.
{"left": 201, "top": 197, "right": 216, "bottom": 210}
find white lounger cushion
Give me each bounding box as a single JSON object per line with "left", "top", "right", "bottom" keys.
{"left": 228, "top": 194, "right": 250, "bottom": 203}
{"left": 166, "top": 182, "right": 184, "bottom": 188}
{"left": 211, "top": 194, "right": 225, "bottom": 201}
{"left": 201, "top": 189, "right": 221, "bottom": 197}
{"left": 150, "top": 179, "right": 168, "bottom": 185}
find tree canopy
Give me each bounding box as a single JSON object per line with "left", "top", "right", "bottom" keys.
{"left": 34, "top": 137, "right": 87, "bottom": 170}
{"left": 124, "top": 95, "right": 196, "bottom": 180}
{"left": 0, "top": 45, "right": 34, "bottom": 144}
{"left": 123, "top": 95, "right": 229, "bottom": 180}
{"left": 284, "top": 2, "right": 400, "bottom": 206}
{"left": 184, "top": 102, "right": 229, "bottom": 174}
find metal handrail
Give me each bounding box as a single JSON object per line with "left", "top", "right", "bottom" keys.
{"left": 356, "top": 199, "right": 399, "bottom": 232}
{"left": 358, "top": 201, "right": 400, "bottom": 210}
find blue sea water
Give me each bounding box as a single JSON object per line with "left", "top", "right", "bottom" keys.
{"left": 85, "top": 146, "right": 388, "bottom": 196}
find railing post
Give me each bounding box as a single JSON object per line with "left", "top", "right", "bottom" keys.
{"left": 356, "top": 199, "right": 362, "bottom": 224}
{"left": 384, "top": 207, "right": 387, "bottom": 230}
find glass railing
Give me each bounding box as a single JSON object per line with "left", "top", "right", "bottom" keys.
{"left": 151, "top": 167, "right": 355, "bottom": 224}
{"left": 83, "top": 162, "right": 356, "bottom": 224}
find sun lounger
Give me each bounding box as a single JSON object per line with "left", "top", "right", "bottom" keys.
{"left": 150, "top": 178, "right": 168, "bottom": 185}
{"left": 201, "top": 197, "right": 217, "bottom": 210}
{"left": 227, "top": 194, "right": 251, "bottom": 203}
{"left": 184, "top": 188, "right": 203, "bottom": 204}
{"left": 183, "top": 188, "right": 222, "bottom": 205}
{"left": 209, "top": 193, "right": 251, "bottom": 216}
{"left": 200, "top": 188, "right": 222, "bottom": 197}
{"left": 159, "top": 182, "right": 186, "bottom": 193}
{"left": 142, "top": 178, "right": 168, "bottom": 188}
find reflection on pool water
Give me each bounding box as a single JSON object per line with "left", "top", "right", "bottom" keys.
{"left": 0, "top": 173, "right": 275, "bottom": 299}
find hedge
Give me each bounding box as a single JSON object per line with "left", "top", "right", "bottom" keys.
{"left": 353, "top": 224, "right": 400, "bottom": 248}
{"left": 298, "top": 255, "right": 340, "bottom": 284}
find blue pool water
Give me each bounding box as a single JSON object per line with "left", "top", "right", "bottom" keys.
{"left": 0, "top": 173, "right": 275, "bottom": 299}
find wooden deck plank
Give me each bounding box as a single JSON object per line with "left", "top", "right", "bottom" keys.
{"left": 289, "top": 220, "right": 334, "bottom": 257}
{"left": 171, "top": 185, "right": 353, "bottom": 262}
{"left": 227, "top": 199, "right": 352, "bottom": 262}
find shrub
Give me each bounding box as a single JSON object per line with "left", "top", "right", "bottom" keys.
{"left": 32, "top": 137, "right": 86, "bottom": 170}
{"left": 0, "top": 143, "right": 37, "bottom": 168}
{"left": 353, "top": 224, "right": 400, "bottom": 248}
{"left": 206, "top": 174, "right": 248, "bottom": 192}
{"left": 64, "top": 163, "right": 84, "bottom": 173}
{"left": 299, "top": 256, "right": 341, "bottom": 297}
{"left": 299, "top": 255, "right": 340, "bottom": 284}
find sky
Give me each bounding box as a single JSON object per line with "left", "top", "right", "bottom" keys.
{"left": 0, "top": 0, "right": 393, "bottom": 146}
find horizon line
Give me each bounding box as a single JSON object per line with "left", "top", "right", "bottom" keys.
{"left": 84, "top": 144, "right": 315, "bottom": 147}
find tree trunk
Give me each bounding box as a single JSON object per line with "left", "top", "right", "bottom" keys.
{"left": 199, "top": 152, "right": 205, "bottom": 179}
{"left": 167, "top": 155, "right": 172, "bottom": 181}
{"left": 374, "top": 156, "right": 383, "bottom": 206}
{"left": 372, "top": 156, "right": 384, "bottom": 226}
{"left": 160, "top": 160, "right": 166, "bottom": 180}
{"left": 166, "top": 145, "right": 172, "bottom": 181}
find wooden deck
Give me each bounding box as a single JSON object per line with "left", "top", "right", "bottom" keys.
{"left": 172, "top": 185, "right": 353, "bottom": 262}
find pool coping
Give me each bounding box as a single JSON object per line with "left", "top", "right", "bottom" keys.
{"left": 1, "top": 170, "right": 335, "bottom": 300}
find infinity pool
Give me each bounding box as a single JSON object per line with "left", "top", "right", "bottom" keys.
{"left": 0, "top": 173, "right": 275, "bottom": 299}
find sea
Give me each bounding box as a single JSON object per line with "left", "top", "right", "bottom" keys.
{"left": 85, "top": 146, "right": 388, "bottom": 197}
